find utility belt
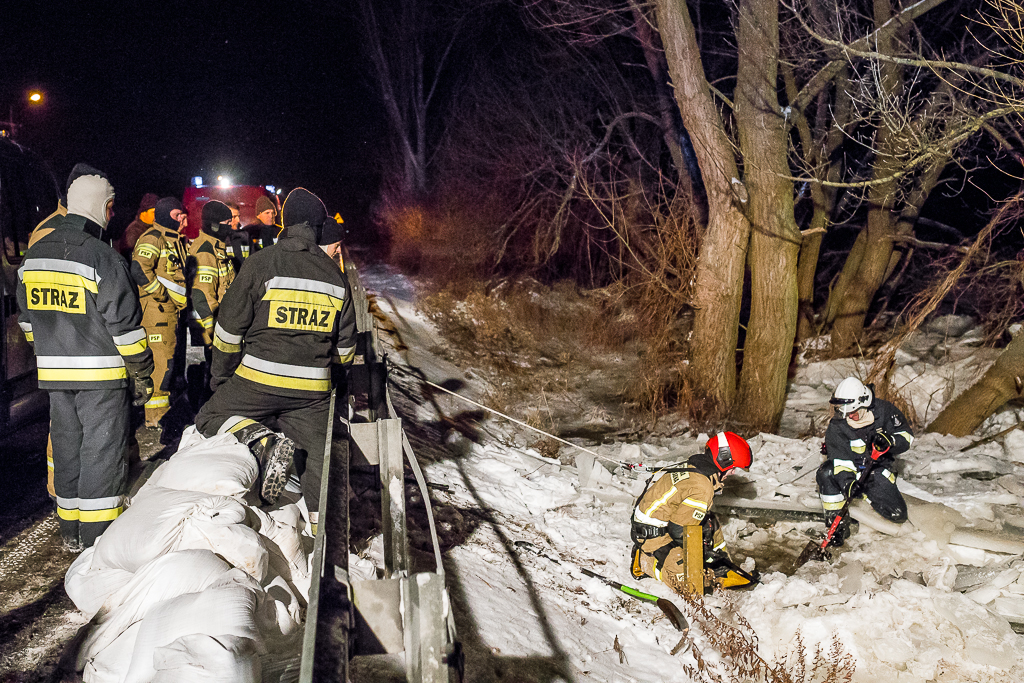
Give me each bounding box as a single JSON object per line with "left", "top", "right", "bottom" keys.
{"left": 630, "top": 520, "right": 666, "bottom": 544}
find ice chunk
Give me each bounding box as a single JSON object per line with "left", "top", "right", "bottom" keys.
{"left": 964, "top": 584, "right": 999, "bottom": 605}
{"left": 837, "top": 560, "right": 863, "bottom": 594}
{"left": 934, "top": 593, "right": 1020, "bottom": 668}
{"left": 949, "top": 529, "right": 1024, "bottom": 555}
{"left": 906, "top": 496, "right": 963, "bottom": 547}
{"left": 1002, "top": 431, "right": 1024, "bottom": 464}
{"left": 776, "top": 577, "right": 818, "bottom": 606}
{"left": 926, "top": 314, "right": 974, "bottom": 337}
{"left": 994, "top": 595, "right": 1024, "bottom": 622}
{"left": 924, "top": 558, "right": 957, "bottom": 591}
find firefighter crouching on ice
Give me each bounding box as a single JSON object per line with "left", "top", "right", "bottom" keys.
{"left": 631, "top": 432, "right": 757, "bottom": 593}
{"left": 16, "top": 165, "right": 154, "bottom": 551}
{"left": 193, "top": 188, "right": 356, "bottom": 532}
{"left": 817, "top": 377, "right": 913, "bottom": 546}
{"left": 131, "top": 197, "right": 189, "bottom": 429}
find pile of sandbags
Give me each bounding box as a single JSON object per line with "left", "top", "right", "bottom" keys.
{"left": 66, "top": 427, "right": 312, "bottom": 683}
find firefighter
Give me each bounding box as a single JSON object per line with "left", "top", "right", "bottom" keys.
{"left": 16, "top": 165, "right": 153, "bottom": 551}
{"left": 187, "top": 200, "right": 236, "bottom": 346}
{"left": 630, "top": 432, "right": 756, "bottom": 593}
{"left": 131, "top": 197, "right": 188, "bottom": 429}
{"left": 249, "top": 195, "right": 281, "bottom": 249}
{"left": 194, "top": 188, "right": 356, "bottom": 530}
{"left": 817, "top": 377, "right": 913, "bottom": 546}
{"left": 223, "top": 200, "right": 254, "bottom": 272}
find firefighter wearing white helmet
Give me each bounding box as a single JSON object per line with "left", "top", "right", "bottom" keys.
{"left": 818, "top": 377, "right": 914, "bottom": 546}
{"left": 630, "top": 432, "right": 759, "bottom": 592}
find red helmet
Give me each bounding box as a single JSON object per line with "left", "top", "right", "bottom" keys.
{"left": 705, "top": 432, "right": 752, "bottom": 472}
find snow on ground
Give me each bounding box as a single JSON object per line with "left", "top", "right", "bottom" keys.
{"left": 366, "top": 266, "right": 1024, "bottom": 683}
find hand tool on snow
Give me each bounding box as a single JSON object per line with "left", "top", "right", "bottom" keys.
{"left": 792, "top": 438, "right": 887, "bottom": 569}
{"left": 514, "top": 540, "right": 689, "bottom": 633}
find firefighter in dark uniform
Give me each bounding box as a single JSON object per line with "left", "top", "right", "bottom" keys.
{"left": 631, "top": 432, "right": 755, "bottom": 593}
{"left": 194, "top": 188, "right": 356, "bottom": 531}
{"left": 131, "top": 197, "right": 188, "bottom": 429}
{"left": 818, "top": 377, "right": 914, "bottom": 546}
{"left": 187, "top": 201, "right": 236, "bottom": 346}
{"left": 16, "top": 165, "right": 153, "bottom": 551}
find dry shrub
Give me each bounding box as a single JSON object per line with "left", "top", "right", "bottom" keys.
{"left": 678, "top": 591, "right": 855, "bottom": 683}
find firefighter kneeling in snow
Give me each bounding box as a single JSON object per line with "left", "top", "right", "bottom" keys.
{"left": 193, "top": 188, "right": 356, "bottom": 531}
{"left": 817, "top": 377, "right": 913, "bottom": 546}
{"left": 631, "top": 432, "right": 757, "bottom": 593}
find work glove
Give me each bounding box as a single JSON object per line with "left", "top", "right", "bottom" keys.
{"left": 130, "top": 375, "right": 154, "bottom": 407}
{"left": 872, "top": 430, "right": 894, "bottom": 456}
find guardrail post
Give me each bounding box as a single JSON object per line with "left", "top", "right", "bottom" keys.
{"left": 379, "top": 417, "right": 408, "bottom": 578}
{"left": 404, "top": 573, "right": 451, "bottom": 683}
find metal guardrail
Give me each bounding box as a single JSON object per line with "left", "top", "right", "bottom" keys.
{"left": 299, "top": 257, "right": 460, "bottom": 682}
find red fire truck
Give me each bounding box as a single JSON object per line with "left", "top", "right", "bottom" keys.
{"left": 181, "top": 177, "right": 281, "bottom": 241}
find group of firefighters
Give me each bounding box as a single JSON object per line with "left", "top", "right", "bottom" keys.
{"left": 630, "top": 375, "right": 914, "bottom": 593}
{"left": 15, "top": 164, "right": 917, "bottom": 595}
{"left": 16, "top": 163, "right": 354, "bottom": 551}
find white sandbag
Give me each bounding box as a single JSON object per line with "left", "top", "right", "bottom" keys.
{"left": 83, "top": 621, "right": 141, "bottom": 683}
{"left": 151, "top": 634, "right": 261, "bottom": 683}
{"left": 141, "top": 431, "right": 257, "bottom": 498}
{"left": 257, "top": 574, "right": 303, "bottom": 647}
{"left": 77, "top": 550, "right": 233, "bottom": 670}
{"left": 91, "top": 487, "right": 248, "bottom": 573}
{"left": 248, "top": 504, "right": 309, "bottom": 601}
{"left": 124, "top": 575, "right": 265, "bottom": 683}
{"left": 178, "top": 517, "right": 269, "bottom": 583}
{"left": 65, "top": 546, "right": 134, "bottom": 620}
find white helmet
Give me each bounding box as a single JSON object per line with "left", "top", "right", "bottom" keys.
{"left": 830, "top": 377, "right": 873, "bottom": 416}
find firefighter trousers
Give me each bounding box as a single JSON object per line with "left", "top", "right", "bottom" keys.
{"left": 141, "top": 298, "right": 179, "bottom": 426}
{"left": 816, "top": 460, "right": 908, "bottom": 523}
{"left": 49, "top": 389, "right": 129, "bottom": 547}
{"left": 194, "top": 375, "right": 331, "bottom": 515}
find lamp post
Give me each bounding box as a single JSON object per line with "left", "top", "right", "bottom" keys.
{"left": 0, "top": 90, "right": 45, "bottom": 138}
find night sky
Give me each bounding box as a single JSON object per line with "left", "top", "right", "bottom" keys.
{"left": 2, "top": 1, "right": 381, "bottom": 236}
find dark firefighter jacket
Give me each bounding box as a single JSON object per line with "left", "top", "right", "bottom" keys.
{"left": 187, "top": 230, "right": 235, "bottom": 345}
{"left": 210, "top": 222, "right": 357, "bottom": 398}
{"left": 823, "top": 398, "right": 914, "bottom": 472}
{"left": 16, "top": 214, "right": 153, "bottom": 390}
{"left": 131, "top": 222, "right": 188, "bottom": 310}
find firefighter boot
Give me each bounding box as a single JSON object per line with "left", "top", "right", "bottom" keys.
{"left": 233, "top": 423, "right": 296, "bottom": 504}
{"left": 824, "top": 511, "right": 850, "bottom": 548}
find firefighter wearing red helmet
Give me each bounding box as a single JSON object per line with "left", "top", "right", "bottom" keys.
{"left": 630, "top": 432, "right": 757, "bottom": 592}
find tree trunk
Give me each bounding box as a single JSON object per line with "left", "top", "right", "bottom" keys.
{"left": 928, "top": 333, "right": 1024, "bottom": 436}
{"left": 732, "top": 0, "right": 800, "bottom": 432}
{"left": 654, "top": 0, "right": 750, "bottom": 418}
{"left": 826, "top": 0, "right": 906, "bottom": 351}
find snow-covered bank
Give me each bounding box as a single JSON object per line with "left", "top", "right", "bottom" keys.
{"left": 368, "top": 267, "right": 1024, "bottom": 683}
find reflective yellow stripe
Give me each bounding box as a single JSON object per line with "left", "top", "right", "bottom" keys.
{"left": 166, "top": 289, "right": 187, "bottom": 305}
{"left": 227, "top": 418, "right": 259, "bottom": 434}
{"left": 263, "top": 288, "right": 344, "bottom": 310}
{"left": 21, "top": 270, "right": 98, "bottom": 293}
{"left": 197, "top": 316, "right": 214, "bottom": 329}
{"left": 833, "top": 459, "right": 856, "bottom": 474}
{"left": 38, "top": 367, "right": 127, "bottom": 382}
{"left": 196, "top": 266, "right": 219, "bottom": 275}
{"left": 80, "top": 506, "right": 123, "bottom": 523}
{"left": 57, "top": 506, "right": 79, "bottom": 520}
{"left": 896, "top": 431, "right": 914, "bottom": 445}
{"left": 144, "top": 278, "right": 162, "bottom": 293}
{"left": 214, "top": 337, "right": 241, "bottom": 353}
{"left": 24, "top": 331, "right": 34, "bottom": 342}
{"left": 851, "top": 444, "right": 866, "bottom": 454}
{"left": 47, "top": 454, "right": 54, "bottom": 471}
{"left": 643, "top": 486, "right": 678, "bottom": 518}
{"left": 115, "top": 339, "right": 149, "bottom": 356}
{"left": 822, "top": 500, "right": 846, "bottom": 511}
{"left": 236, "top": 364, "right": 331, "bottom": 392}
{"left": 333, "top": 349, "right": 355, "bottom": 364}
{"left": 145, "top": 394, "right": 170, "bottom": 408}
{"left": 682, "top": 497, "right": 709, "bottom": 511}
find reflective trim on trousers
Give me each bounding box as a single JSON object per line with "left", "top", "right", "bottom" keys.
{"left": 218, "top": 415, "right": 259, "bottom": 435}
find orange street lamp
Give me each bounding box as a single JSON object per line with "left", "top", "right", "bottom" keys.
{"left": 28, "top": 91, "right": 43, "bottom": 104}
